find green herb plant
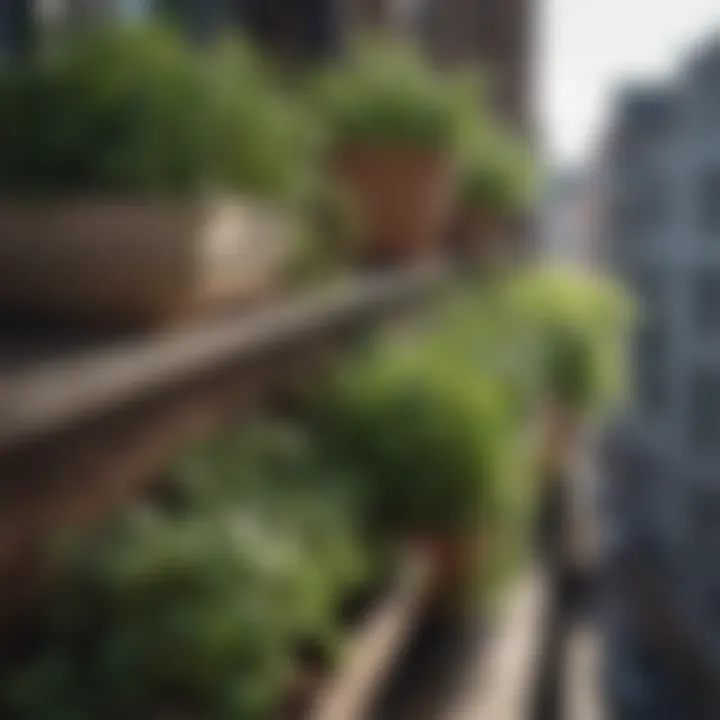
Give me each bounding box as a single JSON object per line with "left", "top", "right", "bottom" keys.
{"left": 457, "top": 123, "right": 535, "bottom": 216}
{"left": 0, "top": 25, "right": 317, "bottom": 200}
{"left": 308, "top": 38, "right": 475, "bottom": 152}
{"left": 317, "top": 333, "right": 518, "bottom": 536}
{"left": 503, "top": 267, "right": 635, "bottom": 415}
{"left": 2, "top": 425, "right": 369, "bottom": 720}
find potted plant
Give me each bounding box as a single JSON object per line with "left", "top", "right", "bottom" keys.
{"left": 309, "top": 40, "right": 470, "bottom": 266}
{"left": 0, "top": 26, "right": 317, "bottom": 327}
{"left": 504, "top": 268, "right": 634, "bottom": 475}
{"left": 315, "top": 331, "right": 521, "bottom": 613}
{"left": 451, "top": 125, "right": 534, "bottom": 263}
{"left": 2, "top": 422, "right": 371, "bottom": 720}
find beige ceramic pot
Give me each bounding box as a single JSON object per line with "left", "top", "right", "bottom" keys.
{"left": 0, "top": 197, "right": 291, "bottom": 327}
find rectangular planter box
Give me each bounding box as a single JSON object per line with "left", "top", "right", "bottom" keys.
{"left": 0, "top": 198, "right": 291, "bottom": 327}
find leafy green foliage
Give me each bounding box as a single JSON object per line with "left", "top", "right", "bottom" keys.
{"left": 0, "top": 26, "right": 317, "bottom": 199}
{"left": 315, "top": 330, "right": 520, "bottom": 534}
{"left": 502, "top": 267, "right": 636, "bottom": 413}
{"left": 457, "top": 123, "right": 536, "bottom": 214}
{"left": 307, "top": 38, "right": 475, "bottom": 151}
{"left": 284, "top": 173, "right": 362, "bottom": 283}
{"left": 2, "top": 425, "right": 369, "bottom": 720}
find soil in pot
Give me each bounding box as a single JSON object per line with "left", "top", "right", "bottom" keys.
{"left": 333, "top": 147, "right": 454, "bottom": 267}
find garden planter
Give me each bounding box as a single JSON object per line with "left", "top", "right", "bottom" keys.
{"left": 333, "top": 147, "right": 454, "bottom": 266}
{"left": 0, "top": 198, "right": 291, "bottom": 328}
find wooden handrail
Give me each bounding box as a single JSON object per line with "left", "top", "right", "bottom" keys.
{"left": 0, "top": 263, "right": 449, "bottom": 451}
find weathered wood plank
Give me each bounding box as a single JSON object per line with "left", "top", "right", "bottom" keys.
{"left": 449, "top": 569, "right": 549, "bottom": 720}
{"left": 311, "top": 552, "right": 432, "bottom": 720}
{"left": 0, "top": 264, "right": 448, "bottom": 452}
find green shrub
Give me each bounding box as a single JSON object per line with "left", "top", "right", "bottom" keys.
{"left": 203, "top": 40, "right": 321, "bottom": 201}
{"left": 458, "top": 124, "right": 535, "bottom": 215}
{"left": 503, "top": 267, "right": 635, "bottom": 414}
{"left": 0, "top": 26, "right": 316, "bottom": 199}
{"left": 284, "top": 173, "right": 362, "bottom": 283}
{"left": 171, "top": 424, "right": 373, "bottom": 602}
{"left": 316, "top": 334, "right": 519, "bottom": 535}
{"left": 307, "top": 38, "right": 474, "bottom": 152}
{"left": 2, "top": 425, "right": 369, "bottom": 720}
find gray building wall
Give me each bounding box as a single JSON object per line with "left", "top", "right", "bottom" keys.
{"left": 603, "top": 38, "right": 720, "bottom": 691}
{"left": 606, "top": 46, "right": 720, "bottom": 486}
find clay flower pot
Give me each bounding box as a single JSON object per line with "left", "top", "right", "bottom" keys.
{"left": 333, "top": 147, "right": 454, "bottom": 266}
{"left": 0, "top": 197, "right": 291, "bottom": 328}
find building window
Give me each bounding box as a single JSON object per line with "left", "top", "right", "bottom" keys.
{"left": 690, "top": 482, "right": 720, "bottom": 597}
{"left": 689, "top": 369, "right": 720, "bottom": 454}
{"left": 389, "top": 0, "right": 427, "bottom": 32}
{"left": 628, "top": 267, "right": 662, "bottom": 313}
{"left": 696, "top": 166, "right": 720, "bottom": 238}
{"left": 694, "top": 269, "right": 720, "bottom": 335}
{"left": 120, "top": 0, "right": 153, "bottom": 18}
{"left": 634, "top": 325, "right": 667, "bottom": 418}
{"left": 688, "top": 46, "right": 720, "bottom": 132}
{"left": 0, "top": 0, "right": 33, "bottom": 58}
{"left": 614, "top": 180, "right": 665, "bottom": 242}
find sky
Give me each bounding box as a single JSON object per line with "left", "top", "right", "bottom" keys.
{"left": 541, "top": 0, "right": 720, "bottom": 166}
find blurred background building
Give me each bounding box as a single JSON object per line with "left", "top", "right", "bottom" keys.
{"left": 604, "top": 39, "right": 720, "bottom": 506}
{"left": 541, "top": 169, "right": 601, "bottom": 264}
{"left": 602, "top": 37, "right": 720, "bottom": 701}
{"left": 2, "top": 0, "right": 533, "bottom": 131}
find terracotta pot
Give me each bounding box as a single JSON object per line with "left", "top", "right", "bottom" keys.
{"left": 333, "top": 146, "right": 454, "bottom": 266}
{"left": 0, "top": 197, "right": 290, "bottom": 328}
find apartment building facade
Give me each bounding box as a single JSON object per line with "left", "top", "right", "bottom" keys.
{"left": 602, "top": 38, "right": 720, "bottom": 703}
{"left": 605, "top": 41, "right": 720, "bottom": 501}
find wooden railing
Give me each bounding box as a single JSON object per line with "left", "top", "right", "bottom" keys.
{"left": 0, "top": 263, "right": 451, "bottom": 613}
